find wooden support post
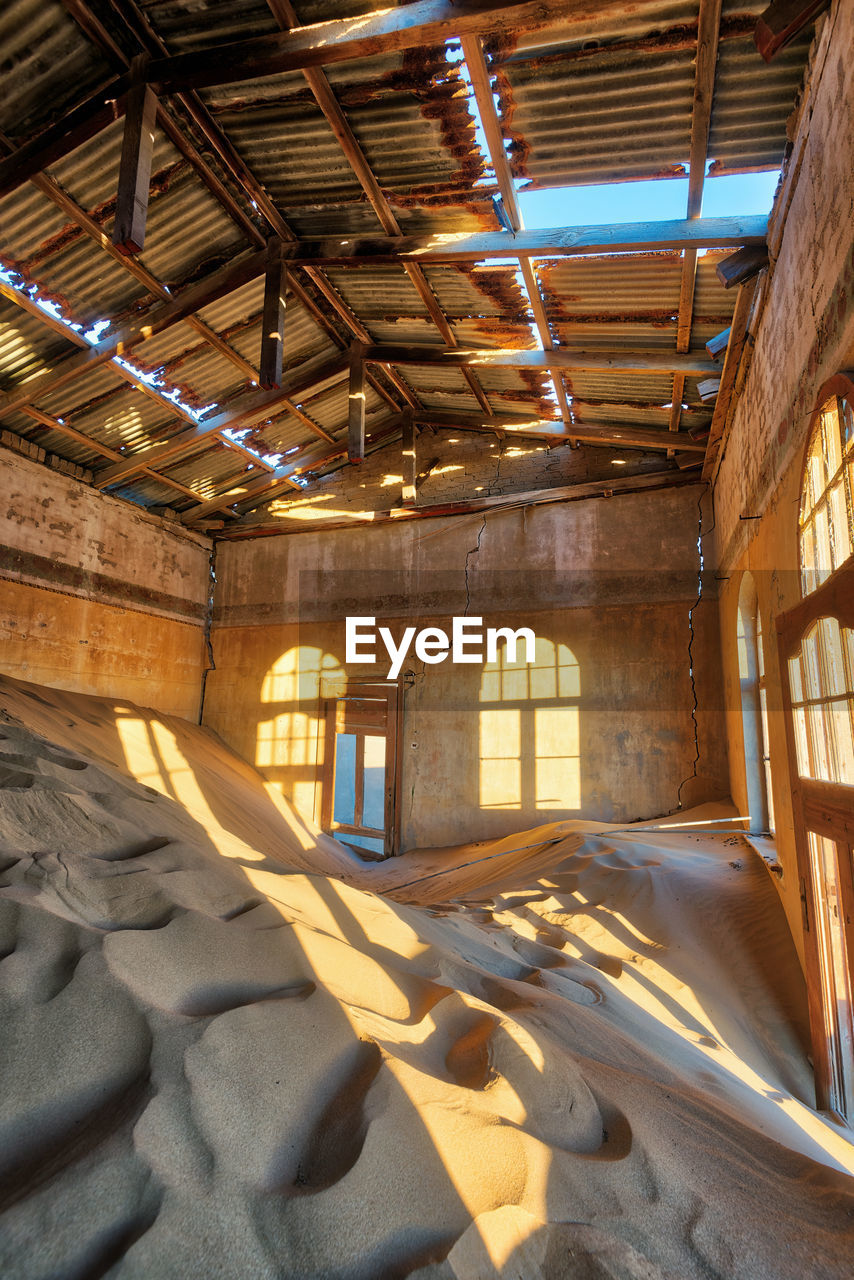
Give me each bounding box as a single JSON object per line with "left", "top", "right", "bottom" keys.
{"left": 259, "top": 238, "right": 287, "bottom": 389}
{"left": 716, "top": 244, "right": 769, "bottom": 289}
{"left": 348, "top": 343, "right": 366, "bottom": 462}
{"left": 113, "top": 60, "right": 158, "bottom": 255}
{"left": 401, "top": 409, "right": 416, "bottom": 505}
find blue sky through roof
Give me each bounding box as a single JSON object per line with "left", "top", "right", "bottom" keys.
{"left": 518, "top": 170, "right": 781, "bottom": 228}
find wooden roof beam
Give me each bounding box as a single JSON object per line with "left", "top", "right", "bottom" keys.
{"left": 360, "top": 344, "right": 720, "bottom": 375}
{"left": 241, "top": 216, "right": 768, "bottom": 267}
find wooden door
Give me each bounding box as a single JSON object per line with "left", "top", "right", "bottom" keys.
{"left": 777, "top": 559, "right": 854, "bottom": 1122}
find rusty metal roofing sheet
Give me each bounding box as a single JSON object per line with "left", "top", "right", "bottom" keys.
{"left": 0, "top": 0, "right": 113, "bottom": 144}
{"left": 494, "top": 10, "right": 811, "bottom": 189}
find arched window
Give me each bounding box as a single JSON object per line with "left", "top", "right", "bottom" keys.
{"left": 736, "top": 572, "right": 774, "bottom": 831}
{"left": 799, "top": 392, "right": 854, "bottom": 595}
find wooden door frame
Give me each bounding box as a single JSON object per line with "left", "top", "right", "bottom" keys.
{"left": 320, "top": 680, "right": 404, "bottom": 858}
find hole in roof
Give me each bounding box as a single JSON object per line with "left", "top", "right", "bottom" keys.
{"left": 517, "top": 169, "right": 780, "bottom": 230}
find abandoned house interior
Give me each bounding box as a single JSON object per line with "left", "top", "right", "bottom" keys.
{"left": 1, "top": 0, "right": 854, "bottom": 1275}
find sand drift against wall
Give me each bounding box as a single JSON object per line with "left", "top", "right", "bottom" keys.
{"left": 0, "top": 674, "right": 853, "bottom": 1279}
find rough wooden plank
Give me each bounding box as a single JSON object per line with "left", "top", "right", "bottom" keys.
{"left": 401, "top": 410, "right": 417, "bottom": 505}
{"left": 259, "top": 238, "right": 287, "bottom": 389}
{"left": 706, "top": 327, "right": 732, "bottom": 359}
{"left": 716, "top": 243, "right": 770, "bottom": 288}
{"left": 113, "top": 74, "right": 158, "bottom": 254}
{"left": 348, "top": 344, "right": 367, "bottom": 462}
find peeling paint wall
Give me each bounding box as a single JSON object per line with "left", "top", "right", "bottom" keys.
{"left": 206, "top": 484, "right": 728, "bottom": 851}
{"left": 0, "top": 444, "right": 211, "bottom": 718}
{"left": 712, "top": 1, "right": 854, "bottom": 955}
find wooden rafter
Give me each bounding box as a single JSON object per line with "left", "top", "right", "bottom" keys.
{"left": 669, "top": 0, "right": 723, "bottom": 453}
{"left": 460, "top": 35, "right": 574, "bottom": 434}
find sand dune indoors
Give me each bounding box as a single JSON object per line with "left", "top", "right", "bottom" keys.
{"left": 1, "top": 673, "right": 853, "bottom": 1279}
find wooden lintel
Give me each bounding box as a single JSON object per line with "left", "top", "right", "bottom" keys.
{"left": 754, "top": 0, "right": 830, "bottom": 62}
{"left": 348, "top": 344, "right": 367, "bottom": 462}
{"left": 259, "top": 238, "right": 287, "bottom": 389}
{"left": 113, "top": 71, "right": 158, "bottom": 255}
{"left": 401, "top": 409, "right": 417, "bottom": 505}
{"left": 716, "top": 243, "right": 770, "bottom": 289}
{"left": 364, "top": 345, "right": 720, "bottom": 376}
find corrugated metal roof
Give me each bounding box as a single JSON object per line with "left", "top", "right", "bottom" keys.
{"left": 0, "top": 0, "right": 816, "bottom": 514}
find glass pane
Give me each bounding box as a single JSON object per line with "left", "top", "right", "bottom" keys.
{"left": 815, "top": 503, "right": 832, "bottom": 583}
{"left": 789, "top": 654, "right": 804, "bottom": 704}
{"left": 362, "top": 734, "right": 386, "bottom": 830}
{"left": 842, "top": 398, "right": 854, "bottom": 454}
{"left": 794, "top": 705, "right": 811, "bottom": 775}
{"left": 820, "top": 617, "right": 847, "bottom": 697}
{"left": 757, "top": 611, "right": 765, "bottom": 678}
{"left": 846, "top": 629, "right": 854, "bottom": 693}
{"left": 342, "top": 833, "right": 385, "bottom": 856}
{"left": 801, "top": 521, "right": 816, "bottom": 594}
{"left": 828, "top": 699, "right": 854, "bottom": 785}
{"left": 808, "top": 437, "right": 826, "bottom": 510}
{"left": 823, "top": 401, "right": 842, "bottom": 475}
{"left": 808, "top": 702, "right": 831, "bottom": 781}
{"left": 333, "top": 732, "right": 356, "bottom": 826}
{"left": 830, "top": 480, "right": 852, "bottom": 568}
{"left": 803, "top": 627, "right": 823, "bottom": 700}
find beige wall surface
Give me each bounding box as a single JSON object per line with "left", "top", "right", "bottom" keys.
{"left": 0, "top": 445, "right": 211, "bottom": 719}
{"left": 712, "top": 1, "right": 854, "bottom": 954}
{"left": 207, "top": 485, "right": 728, "bottom": 850}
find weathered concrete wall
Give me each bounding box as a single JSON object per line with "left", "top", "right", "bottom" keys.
{"left": 243, "top": 428, "right": 672, "bottom": 530}
{"left": 0, "top": 444, "right": 211, "bottom": 718}
{"left": 712, "top": 1, "right": 854, "bottom": 951}
{"left": 207, "top": 484, "right": 728, "bottom": 850}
